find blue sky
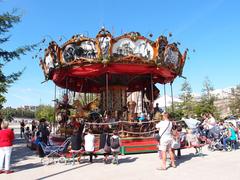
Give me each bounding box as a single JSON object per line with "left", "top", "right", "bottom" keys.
{"left": 1, "top": 0, "right": 240, "bottom": 108}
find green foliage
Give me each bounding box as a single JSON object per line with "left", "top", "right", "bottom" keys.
{"left": 178, "top": 80, "right": 195, "bottom": 117}
{"left": 171, "top": 78, "right": 220, "bottom": 119}
{"left": 229, "top": 85, "right": 240, "bottom": 115}
{"left": 199, "top": 77, "right": 218, "bottom": 117}
{"left": 1, "top": 108, "right": 14, "bottom": 121}
{"left": 0, "top": 107, "right": 35, "bottom": 120}
{"left": 35, "top": 105, "right": 54, "bottom": 122}
{"left": 0, "top": 9, "right": 37, "bottom": 108}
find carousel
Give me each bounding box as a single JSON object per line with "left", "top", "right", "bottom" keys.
{"left": 39, "top": 28, "right": 187, "bottom": 154}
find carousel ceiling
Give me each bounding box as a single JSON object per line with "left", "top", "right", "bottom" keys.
{"left": 39, "top": 28, "right": 187, "bottom": 92}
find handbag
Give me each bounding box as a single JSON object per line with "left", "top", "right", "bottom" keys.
{"left": 104, "top": 143, "right": 111, "bottom": 153}
{"left": 103, "top": 134, "right": 111, "bottom": 153}
{"left": 171, "top": 139, "right": 180, "bottom": 149}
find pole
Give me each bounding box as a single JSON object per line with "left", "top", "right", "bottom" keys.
{"left": 106, "top": 73, "right": 109, "bottom": 113}
{"left": 141, "top": 90, "right": 144, "bottom": 113}
{"left": 53, "top": 85, "right": 57, "bottom": 134}
{"left": 170, "top": 82, "right": 174, "bottom": 113}
{"left": 164, "top": 84, "right": 167, "bottom": 111}
{"left": 150, "top": 74, "right": 154, "bottom": 109}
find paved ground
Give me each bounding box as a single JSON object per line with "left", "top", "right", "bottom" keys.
{"left": 1, "top": 123, "right": 240, "bottom": 180}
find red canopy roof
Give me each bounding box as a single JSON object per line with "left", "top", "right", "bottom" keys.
{"left": 51, "top": 63, "right": 177, "bottom": 92}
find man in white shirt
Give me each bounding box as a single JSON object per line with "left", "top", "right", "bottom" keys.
{"left": 207, "top": 113, "right": 216, "bottom": 130}
{"left": 84, "top": 129, "right": 95, "bottom": 163}
{"left": 155, "top": 112, "right": 175, "bottom": 170}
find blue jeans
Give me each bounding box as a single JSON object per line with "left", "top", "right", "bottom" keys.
{"left": 223, "top": 138, "right": 237, "bottom": 150}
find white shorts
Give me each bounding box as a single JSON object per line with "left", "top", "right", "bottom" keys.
{"left": 159, "top": 138, "right": 173, "bottom": 151}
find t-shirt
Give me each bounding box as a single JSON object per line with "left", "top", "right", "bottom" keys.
{"left": 71, "top": 134, "right": 82, "bottom": 150}
{"left": 229, "top": 128, "right": 237, "bottom": 141}
{"left": 208, "top": 117, "right": 216, "bottom": 129}
{"left": 84, "top": 133, "right": 95, "bottom": 152}
{"left": 156, "top": 120, "right": 172, "bottom": 140}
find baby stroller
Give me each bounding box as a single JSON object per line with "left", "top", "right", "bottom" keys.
{"left": 207, "top": 128, "right": 232, "bottom": 151}
{"left": 39, "top": 137, "right": 70, "bottom": 165}
{"left": 207, "top": 131, "right": 224, "bottom": 151}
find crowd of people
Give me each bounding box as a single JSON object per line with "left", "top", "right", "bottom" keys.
{"left": 23, "top": 118, "right": 122, "bottom": 165}
{"left": 69, "top": 126, "right": 121, "bottom": 164}
{"left": 0, "top": 110, "right": 240, "bottom": 174}
{"left": 155, "top": 112, "right": 240, "bottom": 170}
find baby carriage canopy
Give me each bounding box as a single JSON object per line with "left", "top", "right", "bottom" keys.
{"left": 182, "top": 118, "right": 200, "bottom": 129}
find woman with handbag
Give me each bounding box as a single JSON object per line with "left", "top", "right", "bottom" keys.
{"left": 155, "top": 112, "right": 176, "bottom": 170}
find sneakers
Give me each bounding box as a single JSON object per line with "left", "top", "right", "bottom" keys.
{"left": 0, "top": 170, "right": 4, "bottom": 174}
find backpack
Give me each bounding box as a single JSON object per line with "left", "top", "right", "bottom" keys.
{"left": 110, "top": 137, "right": 120, "bottom": 149}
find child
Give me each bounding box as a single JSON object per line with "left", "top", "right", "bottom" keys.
{"left": 84, "top": 129, "right": 95, "bottom": 163}
{"left": 186, "top": 129, "right": 200, "bottom": 154}
{"left": 110, "top": 130, "right": 121, "bottom": 164}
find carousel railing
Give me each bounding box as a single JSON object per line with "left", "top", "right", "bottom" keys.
{"left": 83, "top": 120, "right": 160, "bottom": 137}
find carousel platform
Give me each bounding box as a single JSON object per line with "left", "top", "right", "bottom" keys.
{"left": 51, "top": 135, "right": 158, "bottom": 155}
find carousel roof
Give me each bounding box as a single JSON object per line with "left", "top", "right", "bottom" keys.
{"left": 40, "top": 28, "right": 187, "bottom": 92}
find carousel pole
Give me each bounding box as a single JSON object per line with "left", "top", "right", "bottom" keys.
{"left": 150, "top": 74, "right": 154, "bottom": 117}
{"left": 106, "top": 73, "right": 109, "bottom": 113}
{"left": 141, "top": 90, "right": 144, "bottom": 113}
{"left": 53, "top": 84, "right": 57, "bottom": 134}
{"left": 164, "top": 84, "right": 167, "bottom": 111}
{"left": 170, "top": 82, "right": 174, "bottom": 113}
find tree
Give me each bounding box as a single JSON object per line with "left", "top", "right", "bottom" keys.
{"left": 198, "top": 77, "right": 218, "bottom": 117}
{"left": 35, "top": 105, "right": 54, "bottom": 122}
{"left": 0, "top": 9, "right": 36, "bottom": 108}
{"left": 229, "top": 85, "right": 240, "bottom": 115}
{"left": 178, "top": 80, "right": 195, "bottom": 117}
{"left": 1, "top": 107, "right": 14, "bottom": 121}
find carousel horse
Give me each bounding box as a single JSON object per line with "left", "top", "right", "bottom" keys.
{"left": 72, "top": 100, "right": 89, "bottom": 118}
{"left": 84, "top": 98, "right": 100, "bottom": 112}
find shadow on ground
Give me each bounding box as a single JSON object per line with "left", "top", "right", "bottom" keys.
{"left": 176, "top": 152, "right": 208, "bottom": 166}
{"left": 36, "top": 163, "right": 91, "bottom": 180}
{"left": 11, "top": 133, "right": 43, "bottom": 172}
{"left": 36, "top": 156, "right": 138, "bottom": 180}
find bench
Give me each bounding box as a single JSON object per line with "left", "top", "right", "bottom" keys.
{"left": 68, "top": 149, "right": 121, "bottom": 165}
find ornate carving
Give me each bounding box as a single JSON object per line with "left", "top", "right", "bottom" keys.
{"left": 163, "top": 43, "right": 181, "bottom": 70}
{"left": 156, "top": 36, "right": 168, "bottom": 64}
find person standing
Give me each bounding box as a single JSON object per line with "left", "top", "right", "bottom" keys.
{"left": 110, "top": 130, "right": 121, "bottom": 165}
{"left": 84, "top": 129, "right": 95, "bottom": 163}
{"left": 20, "top": 120, "right": 25, "bottom": 138}
{"left": 38, "top": 118, "right": 50, "bottom": 145}
{"left": 0, "top": 121, "right": 15, "bottom": 174}
{"left": 155, "top": 112, "right": 175, "bottom": 170}
{"left": 99, "top": 127, "right": 111, "bottom": 164}
{"left": 37, "top": 118, "right": 50, "bottom": 158}
{"left": 31, "top": 120, "right": 37, "bottom": 132}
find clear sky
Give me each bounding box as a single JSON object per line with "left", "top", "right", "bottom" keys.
{"left": 1, "top": 0, "right": 240, "bottom": 108}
